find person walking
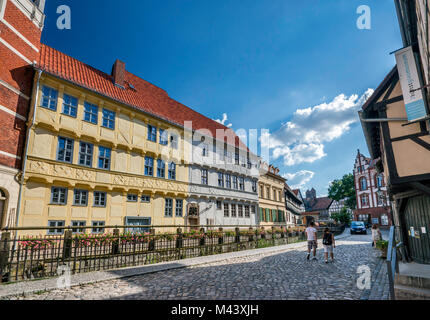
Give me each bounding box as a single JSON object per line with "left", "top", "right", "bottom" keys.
{"left": 306, "top": 222, "right": 318, "bottom": 260}
{"left": 371, "top": 224, "right": 382, "bottom": 247}
{"left": 323, "top": 227, "right": 335, "bottom": 263}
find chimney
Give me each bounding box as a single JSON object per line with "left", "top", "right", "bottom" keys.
{"left": 112, "top": 59, "right": 125, "bottom": 88}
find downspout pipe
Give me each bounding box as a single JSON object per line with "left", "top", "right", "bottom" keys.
{"left": 13, "top": 69, "right": 42, "bottom": 241}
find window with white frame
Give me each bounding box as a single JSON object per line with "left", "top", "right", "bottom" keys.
{"left": 168, "top": 162, "right": 176, "bottom": 180}
{"left": 239, "top": 177, "right": 245, "bottom": 191}
{"left": 238, "top": 204, "right": 244, "bottom": 218}
{"left": 147, "top": 125, "right": 157, "bottom": 142}
{"left": 141, "top": 195, "right": 151, "bottom": 203}
{"left": 71, "top": 221, "right": 86, "bottom": 234}
{"left": 233, "top": 176, "right": 238, "bottom": 189}
{"left": 127, "top": 194, "right": 138, "bottom": 202}
{"left": 159, "top": 129, "right": 168, "bottom": 145}
{"left": 381, "top": 214, "right": 389, "bottom": 226}
{"left": 51, "top": 187, "right": 67, "bottom": 205}
{"left": 170, "top": 134, "right": 178, "bottom": 149}
{"left": 224, "top": 203, "right": 230, "bottom": 217}
{"left": 202, "top": 143, "right": 209, "bottom": 157}
{"left": 157, "top": 159, "right": 165, "bottom": 178}
{"left": 201, "top": 169, "right": 208, "bottom": 185}
{"left": 225, "top": 174, "right": 231, "bottom": 189}
{"left": 245, "top": 206, "right": 250, "bottom": 218}
{"left": 218, "top": 172, "right": 224, "bottom": 188}
{"left": 98, "top": 147, "right": 111, "bottom": 170}
{"left": 83, "top": 102, "right": 98, "bottom": 124}
{"left": 216, "top": 201, "right": 222, "bottom": 210}
{"left": 48, "top": 220, "right": 65, "bottom": 235}
{"left": 73, "top": 189, "right": 88, "bottom": 206}
{"left": 62, "top": 93, "right": 78, "bottom": 117}
{"left": 92, "top": 221, "right": 105, "bottom": 234}
{"left": 360, "top": 177, "right": 367, "bottom": 191}
{"left": 79, "top": 142, "right": 93, "bottom": 167}
{"left": 145, "top": 157, "right": 154, "bottom": 176}
{"left": 231, "top": 204, "right": 237, "bottom": 217}
{"left": 94, "top": 191, "right": 107, "bottom": 207}
{"left": 165, "top": 198, "right": 173, "bottom": 217}
{"left": 102, "top": 108, "right": 115, "bottom": 129}
{"left": 175, "top": 199, "right": 183, "bottom": 217}
{"left": 41, "top": 86, "right": 58, "bottom": 111}
{"left": 57, "top": 137, "right": 74, "bottom": 163}
{"left": 252, "top": 180, "right": 257, "bottom": 193}
{"left": 361, "top": 194, "right": 369, "bottom": 207}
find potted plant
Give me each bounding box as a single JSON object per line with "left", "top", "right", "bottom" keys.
{"left": 376, "top": 240, "right": 389, "bottom": 259}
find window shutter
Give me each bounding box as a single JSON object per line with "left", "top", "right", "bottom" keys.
{"left": 259, "top": 208, "right": 264, "bottom": 222}
{"left": 265, "top": 209, "right": 270, "bottom": 222}
{"left": 273, "top": 209, "right": 277, "bottom": 222}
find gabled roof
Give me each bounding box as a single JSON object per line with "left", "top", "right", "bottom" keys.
{"left": 306, "top": 197, "right": 333, "bottom": 212}
{"left": 37, "top": 44, "right": 248, "bottom": 151}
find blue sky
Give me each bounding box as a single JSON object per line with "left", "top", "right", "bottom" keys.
{"left": 42, "top": 0, "right": 403, "bottom": 196}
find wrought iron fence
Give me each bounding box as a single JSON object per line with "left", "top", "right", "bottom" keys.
{"left": 0, "top": 224, "right": 344, "bottom": 284}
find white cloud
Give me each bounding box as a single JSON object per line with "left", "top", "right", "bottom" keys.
{"left": 214, "top": 113, "right": 233, "bottom": 128}
{"left": 267, "top": 89, "right": 374, "bottom": 166}
{"left": 283, "top": 170, "right": 315, "bottom": 189}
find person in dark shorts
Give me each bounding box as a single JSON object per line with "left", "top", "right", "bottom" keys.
{"left": 305, "top": 222, "right": 318, "bottom": 260}
{"left": 323, "top": 227, "right": 335, "bottom": 263}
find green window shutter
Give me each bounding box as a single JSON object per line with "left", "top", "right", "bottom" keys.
{"left": 265, "top": 209, "right": 270, "bottom": 222}
{"left": 259, "top": 208, "right": 264, "bottom": 222}
{"left": 273, "top": 210, "right": 277, "bottom": 222}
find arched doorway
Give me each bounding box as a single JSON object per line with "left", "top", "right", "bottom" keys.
{"left": 0, "top": 189, "right": 7, "bottom": 229}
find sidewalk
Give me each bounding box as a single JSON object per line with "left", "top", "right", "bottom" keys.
{"left": 0, "top": 230, "right": 351, "bottom": 299}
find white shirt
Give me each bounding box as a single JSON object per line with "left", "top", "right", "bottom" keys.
{"left": 305, "top": 227, "right": 317, "bottom": 241}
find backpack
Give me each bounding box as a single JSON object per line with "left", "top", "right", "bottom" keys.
{"left": 323, "top": 232, "right": 333, "bottom": 245}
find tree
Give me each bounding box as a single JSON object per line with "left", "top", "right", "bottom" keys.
{"left": 331, "top": 207, "right": 352, "bottom": 225}
{"left": 328, "top": 173, "right": 356, "bottom": 210}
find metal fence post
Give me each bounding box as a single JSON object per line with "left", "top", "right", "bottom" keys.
{"left": 235, "top": 227, "right": 240, "bottom": 244}
{"left": 272, "top": 226, "right": 276, "bottom": 245}
{"left": 218, "top": 227, "right": 224, "bottom": 245}
{"left": 176, "top": 228, "right": 183, "bottom": 249}
{"left": 148, "top": 229, "right": 156, "bottom": 251}
{"left": 62, "top": 230, "right": 72, "bottom": 260}
{"left": 0, "top": 232, "right": 11, "bottom": 283}
{"left": 112, "top": 228, "right": 120, "bottom": 255}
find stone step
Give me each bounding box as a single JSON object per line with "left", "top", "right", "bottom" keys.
{"left": 394, "top": 284, "right": 430, "bottom": 300}
{"left": 395, "top": 274, "right": 430, "bottom": 290}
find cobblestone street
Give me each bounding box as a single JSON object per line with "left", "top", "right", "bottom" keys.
{"left": 2, "top": 232, "right": 389, "bottom": 300}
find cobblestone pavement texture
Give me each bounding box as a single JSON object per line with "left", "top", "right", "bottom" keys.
{"left": 2, "top": 233, "right": 390, "bottom": 300}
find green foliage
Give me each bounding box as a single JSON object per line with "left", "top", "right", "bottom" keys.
{"left": 331, "top": 207, "right": 351, "bottom": 225}
{"left": 376, "top": 240, "right": 389, "bottom": 250}
{"left": 328, "top": 173, "right": 357, "bottom": 210}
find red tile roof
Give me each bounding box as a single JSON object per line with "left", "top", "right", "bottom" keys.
{"left": 37, "top": 44, "right": 248, "bottom": 150}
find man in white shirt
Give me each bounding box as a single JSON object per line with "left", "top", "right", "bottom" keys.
{"left": 305, "top": 222, "right": 318, "bottom": 260}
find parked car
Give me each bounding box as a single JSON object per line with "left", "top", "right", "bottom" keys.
{"left": 350, "top": 221, "right": 367, "bottom": 235}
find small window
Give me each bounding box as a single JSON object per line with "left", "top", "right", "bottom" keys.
{"left": 168, "top": 162, "right": 176, "bottom": 180}
{"left": 216, "top": 201, "right": 222, "bottom": 210}
{"left": 224, "top": 203, "right": 230, "bottom": 217}
{"left": 235, "top": 152, "right": 240, "bottom": 165}
{"left": 239, "top": 177, "right": 245, "bottom": 191}
{"left": 145, "top": 157, "right": 154, "bottom": 176}
{"left": 225, "top": 174, "right": 231, "bottom": 189}
{"left": 127, "top": 194, "right": 138, "bottom": 202}
{"left": 62, "top": 93, "right": 78, "bottom": 117}
{"left": 233, "top": 176, "right": 238, "bottom": 189}
{"left": 201, "top": 169, "right": 208, "bottom": 185}
{"left": 165, "top": 198, "right": 173, "bottom": 217}
{"left": 159, "top": 129, "right": 168, "bottom": 145}
{"left": 170, "top": 134, "right": 178, "bottom": 149}
{"left": 141, "top": 195, "right": 151, "bottom": 203}
{"left": 238, "top": 204, "right": 244, "bottom": 218}
{"left": 175, "top": 199, "right": 183, "bottom": 217}
{"left": 252, "top": 180, "right": 257, "bottom": 193}
{"left": 231, "top": 204, "right": 237, "bottom": 217}
{"left": 51, "top": 187, "right": 67, "bottom": 205}
{"left": 251, "top": 206, "right": 256, "bottom": 215}
{"left": 84, "top": 102, "right": 98, "bottom": 124}
{"left": 72, "top": 221, "right": 86, "bottom": 234}
{"left": 73, "top": 189, "right": 88, "bottom": 206}
{"left": 79, "top": 142, "right": 93, "bottom": 167}
{"left": 41, "top": 86, "right": 58, "bottom": 111}
{"left": 245, "top": 206, "right": 250, "bottom": 218}
{"left": 94, "top": 191, "right": 107, "bottom": 207}
{"left": 202, "top": 143, "right": 209, "bottom": 157}
{"left": 57, "top": 137, "right": 74, "bottom": 163}
{"left": 147, "top": 125, "right": 157, "bottom": 142}
{"left": 360, "top": 177, "right": 367, "bottom": 191}
{"left": 92, "top": 221, "right": 105, "bottom": 234}
{"left": 157, "top": 159, "right": 165, "bottom": 178}
{"left": 218, "top": 172, "right": 224, "bottom": 188}
{"left": 48, "top": 220, "right": 65, "bottom": 235}
{"left": 98, "top": 147, "right": 111, "bottom": 170}
{"left": 102, "top": 108, "right": 115, "bottom": 129}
